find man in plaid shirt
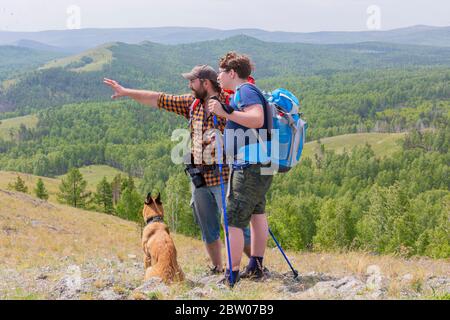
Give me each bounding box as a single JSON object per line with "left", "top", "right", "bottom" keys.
{"left": 104, "top": 65, "right": 250, "bottom": 274}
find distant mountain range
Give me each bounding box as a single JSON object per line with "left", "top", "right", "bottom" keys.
{"left": 10, "top": 39, "right": 71, "bottom": 53}
{"left": 1, "top": 25, "right": 449, "bottom": 53}
{"left": 1, "top": 35, "right": 450, "bottom": 113}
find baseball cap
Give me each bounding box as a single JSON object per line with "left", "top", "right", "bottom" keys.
{"left": 182, "top": 65, "right": 218, "bottom": 83}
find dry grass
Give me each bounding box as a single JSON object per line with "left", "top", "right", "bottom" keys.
{"left": 0, "top": 171, "right": 61, "bottom": 202}
{"left": 0, "top": 188, "right": 448, "bottom": 300}
{"left": 0, "top": 189, "right": 141, "bottom": 269}
{"left": 275, "top": 250, "right": 449, "bottom": 279}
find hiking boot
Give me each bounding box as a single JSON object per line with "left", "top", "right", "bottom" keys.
{"left": 217, "top": 270, "right": 240, "bottom": 288}
{"left": 209, "top": 265, "right": 224, "bottom": 275}
{"left": 240, "top": 265, "right": 265, "bottom": 279}
{"left": 240, "top": 257, "right": 268, "bottom": 280}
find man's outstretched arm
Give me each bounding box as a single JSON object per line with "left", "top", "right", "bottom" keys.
{"left": 103, "top": 78, "right": 160, "bottom": 107}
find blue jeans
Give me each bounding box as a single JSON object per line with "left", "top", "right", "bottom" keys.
{"left": 190, "top": 182, "right": 251, "bottom": 245}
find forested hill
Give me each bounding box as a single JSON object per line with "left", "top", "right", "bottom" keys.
{"left": 0, "top": 46, "right": 65, "bottom": 82}
{"left": 2, "top": 37, "right": 450, "bottom": 106}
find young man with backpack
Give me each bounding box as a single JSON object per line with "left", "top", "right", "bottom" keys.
{"left": 208, "top": 52, "right": 273, "bottom": 286}
{"left": 103, "top": 65, "right": 251, "bottom": 274}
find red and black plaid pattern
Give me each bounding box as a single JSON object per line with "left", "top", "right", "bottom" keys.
{"left": 157, "top": 92, "right": 230, "bottom": 187}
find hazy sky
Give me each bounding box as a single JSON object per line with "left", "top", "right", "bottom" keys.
{"left": 0, "top": 0, "right": 449, "bottom": 32}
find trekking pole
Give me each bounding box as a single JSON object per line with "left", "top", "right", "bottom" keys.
{"left": 268, "top": 228, "right": 299, "bottom": 279}
{"left": 213, "top": 115, "right": 234, "bottom": 285}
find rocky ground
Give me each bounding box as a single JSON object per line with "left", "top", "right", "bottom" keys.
{"left": 1, "top": 256, "right": 449, "bottom": 300}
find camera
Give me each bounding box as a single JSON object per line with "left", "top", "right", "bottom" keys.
{"left": 185, "top": 164, "right": 206, "bottom": 188}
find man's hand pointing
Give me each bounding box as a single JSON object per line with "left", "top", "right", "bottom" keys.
{"left": 103, "top": 78, "right": 128, "bottom": 99}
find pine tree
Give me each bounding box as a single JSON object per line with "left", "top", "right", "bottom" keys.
{"left": 95, "top": 177, "right": 113, "bottom": 213}
{"left": 111, "top": 174, "right": 123, "bottom": 206}
{"left": 9, "top": 175, "right": 28, "bottom": 193}
{"left": 121, "top": 175, "right": 135, "bottom": 192}
{"left": 57, "top": 168, "right": 90, "bottom": 208}
{"left": 116, "top": 187, "right": 142, "bottom": 222}
{"left": 34, "top": 178, "right": 49, "bottom": 200}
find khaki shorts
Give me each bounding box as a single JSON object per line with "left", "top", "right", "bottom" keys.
{"left": 226, "top": 164, "right": 273, "bottom": 229}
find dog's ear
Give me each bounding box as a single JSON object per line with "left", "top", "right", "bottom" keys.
{"left": 155, "top": 192, "right": 162, "bottom": 205}
{"left": 145, "top": 192, "right": 153, "bottom": 205}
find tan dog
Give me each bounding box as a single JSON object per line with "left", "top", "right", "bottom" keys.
{"left": 141, "top": 193, "right": 184, "bottom": 283}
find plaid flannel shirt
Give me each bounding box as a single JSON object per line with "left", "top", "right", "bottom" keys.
{"left": 157, "top": 92, "right": 230, "bottom": 187}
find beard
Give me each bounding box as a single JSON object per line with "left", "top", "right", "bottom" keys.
{"left": 192, "top": 87, "right": 208, "bottom": 100}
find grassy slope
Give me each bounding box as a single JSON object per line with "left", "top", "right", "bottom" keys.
{"left": 0, "top": 165, "right": 138, "bottom": 203}
{"left": 0, "top": 171, "right": 60, "bottom": 202}
{"left": 0, "top": 115, "right": 38, "bottom": 140}
{"left": 0, "top": 189, "right": 140, "bottom": 269}
{"left": 0, "top": 189, "right": 448, "bottom": 300}
{"left": 303, "top": 132, "right": 406, "bottom": 159}
{"left": 57, "top": 165, "right": 140, "bottom": 188}
{"left": 40, "top": 45, "right": 113, "bottom": 73}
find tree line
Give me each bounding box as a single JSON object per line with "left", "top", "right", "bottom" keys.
{"left": 7, "top": 169, "right": 145, "bottom": 223}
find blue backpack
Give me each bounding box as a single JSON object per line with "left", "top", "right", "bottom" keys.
{"left": 234, "top": 84, "right": 307, "bottom": 173}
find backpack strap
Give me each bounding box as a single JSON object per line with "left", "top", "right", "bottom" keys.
{"left": 234, "top": 82, "right": 273, "bottom": 139}
{"left": 233, "top": 83, "right": 273, "bottom": 166}
{"left": 188, "top": 98, "right": 201, "bottom": 126}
